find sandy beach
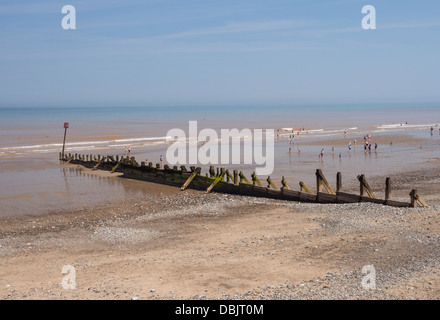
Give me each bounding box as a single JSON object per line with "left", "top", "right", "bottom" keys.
{"left": 1, "top": 162, "right": 440, "bottom": 300}
{"left": 1, "top": 111, "right": 439, "bottom": 301}
{"left": 2, "top": 0, "right": 440, "bottom": 305}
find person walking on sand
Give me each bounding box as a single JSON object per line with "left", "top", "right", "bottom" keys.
{"left": 127, "top": 146, "right": 131, "bottom": 154}
{"left": 320, "top": 149, "right": 324, "bottom": 158}
{"left": 374, "top": 143, "right": 378, "bottom": 151}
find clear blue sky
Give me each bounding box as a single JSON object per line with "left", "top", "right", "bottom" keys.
{"left": 0, "top": 0, "right": 439, "bottom": 107}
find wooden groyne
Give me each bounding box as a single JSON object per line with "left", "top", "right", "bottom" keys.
{"left": 60, "top": 153, "right": 427, "bottom": 208}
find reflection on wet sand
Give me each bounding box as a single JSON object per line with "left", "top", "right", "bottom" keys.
{"left": 0, "top": 164, "right": 180, "bottom": 219}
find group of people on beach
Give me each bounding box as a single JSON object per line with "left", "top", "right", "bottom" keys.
{"left": 361, "top": 134, "right": 377, "bottom": 153}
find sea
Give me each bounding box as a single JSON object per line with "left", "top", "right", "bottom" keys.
{"left": 1, "top": 103, "right": 439, "bottom": 218}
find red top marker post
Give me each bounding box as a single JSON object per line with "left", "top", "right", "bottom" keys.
{"left": 62, "top": 122, "right": 69, "bottom": 158}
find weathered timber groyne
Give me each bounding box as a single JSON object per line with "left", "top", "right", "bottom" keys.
{"left": 60, "top": 153, "right": 427, "bottom": 208}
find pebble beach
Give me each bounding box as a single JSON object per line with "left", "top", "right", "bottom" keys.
{"left": 1, "top": 164, "right": 439, "bottom": 300}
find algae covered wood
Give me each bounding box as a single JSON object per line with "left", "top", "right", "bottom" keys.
{"left": 206, "top": 168, "right": 226, "bottom": 194}
{"left": 357, "top": 174, "right": 376, "bottom": 198}
{"left": 60, "top": 155, "right": 426, "bottom": 209}
{"left": 181, "top": 167, "right": 201, "bottom": 191}
{"left": 299, "top": 181, "right": 314, "bottom": 194}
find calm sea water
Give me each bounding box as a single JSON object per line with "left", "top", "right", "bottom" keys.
{"left": 1, "top": 103, "right": 439, "bottom": 218}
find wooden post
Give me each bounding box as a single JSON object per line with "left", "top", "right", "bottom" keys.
{"left": 181, "top": 167, "right": 201, "bottom": 191}
{"left": 357, "top": 174, "right": 365, "bottom": 196}
{"left": 209, "top": 166, "right": 215, "bottom": 178}
{"left": 61, "top": 122, "right": 69, "bottom": 159}
{"left": 239, "top": 171, "right": 251, "bottom": 184}
{"left": 131, "top": 157, "right": 139, "bottom": 167}
{"left": 206, "top": 168, "right": 225, "bottom": 194}
{"left": 316, "top": 169, "right": 323, "bottom": 193}
{"left": 251, "top": 172, "right": 263, "bottom": 187}
{"left": 315, "top": 169, "right": 335, "bottom": 194}
{"left": 336, "top": 172, "right": 342, "bottom": 192}
{"left": 385, "top": 177, "right": 391, "bottom": 201}
{"left": 225, "top": 170, "right": 235, "bottom": 184}
{"left": 409, "top": 189, "right": 427, "bottom": 207}
{"left": 267, "top": 176, "right": 280, "bottom": 191}
{"left": 299, "top": 181, "right": 314, "bottom": 194}
{"left": 410, "top": 189, "right": 417, "bottom": 208}
{"left": 233, "top": 170, "right": 239, "bottom": 186}
{"left": 281, "top": 176, "right": 291, "bottom": 190}
{"left": 111, "top": 160, "right": 122, "bottom": 173}
{"left": 93, "top": 156, "right": 106, "bottom": 170}
{"left": 357, "top": 174, "right": 376, "bottom": 198}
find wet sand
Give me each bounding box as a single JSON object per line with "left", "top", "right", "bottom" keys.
{"left": 1, "top": 130, "right": 439, "bottom": 219}
{"left": 298, "top": 134, "right": 432, "bottom": 147}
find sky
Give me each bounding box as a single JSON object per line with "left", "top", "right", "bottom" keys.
{"left": 0, "top": 0, "right": 439, "bottom": 107}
